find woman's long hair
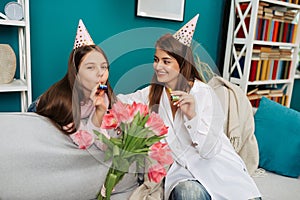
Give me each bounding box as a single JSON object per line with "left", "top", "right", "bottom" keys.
{"left": 37, "top": 45, "right": 117, "bottom": 134}
{"left": 149, "top": 34, "right": 203, "bottom": 112}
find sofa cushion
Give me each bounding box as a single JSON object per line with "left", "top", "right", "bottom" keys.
{"left": 254, "top": 97, "right": 300, "bottom": 178}
{"left": 253, "top": 170, "right": 300, "bottom": 200}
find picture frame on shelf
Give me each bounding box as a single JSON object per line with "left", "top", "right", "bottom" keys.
{"left": 136, "top": 0, "right": 185, "bottom": 22}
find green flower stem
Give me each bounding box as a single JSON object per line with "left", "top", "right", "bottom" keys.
{"left": 97, "top": 160, "right": 127, "bottom": 200}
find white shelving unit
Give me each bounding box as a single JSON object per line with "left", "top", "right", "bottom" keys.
{"left": 0, "top": 0, "right": 31, "bottom": 112}
{"left": 223, "top": 0, "right": 300, "bottom": 107}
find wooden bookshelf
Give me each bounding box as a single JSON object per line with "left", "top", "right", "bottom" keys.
{"left": 223, "top": 0, "right": 300, "bottom": 107}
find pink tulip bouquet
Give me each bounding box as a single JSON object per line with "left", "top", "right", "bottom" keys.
{"left": 94, "top": 101, "right": 173, "bottom": 200}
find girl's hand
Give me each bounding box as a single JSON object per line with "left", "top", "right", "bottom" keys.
{"left": 171, "top": 91, "right": 196, "bottom": 120}
{"left": 90, "top": 84, "right": 108, "bottom": 127}
{"left": 90, "top": 84, "right": 107, "bottom": 112}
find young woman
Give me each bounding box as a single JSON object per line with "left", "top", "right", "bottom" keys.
{"left": 118, "top": 19, "right": 262, "bottom": 199}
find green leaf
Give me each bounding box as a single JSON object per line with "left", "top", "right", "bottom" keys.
{"left": 110, "top": 138, "right": 122, "bottom": 146}
{"left": 122, "top": 151, "right": 148, "bottom": 159}
{"left": 93, "top": 130, "right": 112, "bottom": 145}
{"left": 116, "top": 157, "right": 130, "bottom": 172}
{"left": 140, "top": 115, "right": 149, "bottom": 127}
{"left": 145, "top": 135, "right": 165, "bottom": 146}
{"left": 132, "top": 113, "right": 140, "bottom": 125}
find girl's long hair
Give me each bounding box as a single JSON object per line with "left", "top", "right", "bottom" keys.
{"left": 36, "top": 75, "right": 75, "bottom": 133}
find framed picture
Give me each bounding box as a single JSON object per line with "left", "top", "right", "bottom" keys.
{"left": 136, "top": 0, "right": 185, "bottom": 22}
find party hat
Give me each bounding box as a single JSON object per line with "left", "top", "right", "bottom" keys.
{"left": 173, "top": 14, "right": 199, "bottom": 47}
{"left": 73, "top": 19, "right": 94, "bottom": 49}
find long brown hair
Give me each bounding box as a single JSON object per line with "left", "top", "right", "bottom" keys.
{"left": 149, "top": 34, "right": 203, "bottom": 112}
{"left": 36, "top": 75, "right": 74, "bottom": 132}
{"left": 37, "top": 45, "right": 117, "bottom": 134}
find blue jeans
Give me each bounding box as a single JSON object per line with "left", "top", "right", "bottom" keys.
{"left": 169, "top": 180, "right": 211, "bottom": 200}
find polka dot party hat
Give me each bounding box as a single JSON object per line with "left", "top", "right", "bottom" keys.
{"left": 73, "top": 19, "right": 95, "bottom": 49}
{"left": 173, "top": 14, "right": 199, "bottom": 47}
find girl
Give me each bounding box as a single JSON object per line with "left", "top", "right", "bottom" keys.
{"left": 27, "top": 19, "right": 138, "bottom": 199}
{"left": 118, "top": 16, "right": 262, "bottom": 200}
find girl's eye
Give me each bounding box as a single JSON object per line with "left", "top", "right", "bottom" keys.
{"left": 101, "top": 66, "right": 108, "bottom": 70}
{"left": 164, "top": 61, "right": 170, "bottom": 65}
{"left": 87, "top": 65, "right": 95, "bottom": 70}
{"left": 154, "top": 57, "right": 158, "bottom": 63}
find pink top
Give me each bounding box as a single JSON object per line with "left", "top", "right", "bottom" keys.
{"left": 71, "top": 94, "right": 110, "bottom": 150}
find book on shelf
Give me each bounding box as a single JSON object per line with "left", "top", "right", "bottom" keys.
{"left": 256, "top": 89, "right": 271, "bottom": 95}
{"left": 247, "top": 87, "right": 259, "bottom": 95}
{"left": 255, "top": 60, "right": 262, "bottom": 81}
{"left": 269, "top": 6, "right": 288, "bottom": 13}
{"left": 268, "top": 60, "right": 274, "bottom": 80}
{"left": 272, "top": 21, "right": 280, "bottom": 41}
{"left": 270, "top": 88, "right": 283, "bottom": 94}
{"left": 278, "top": 21, "right": 285, "bottom": 42}
{"left": 272, "top": 60, "right": 279, "bottom": 80}
{"left": 260, "top": 60, "right": 269, "bottom": 80}
{"left": 249, "top": 60, "right": 258, "bottom": 81}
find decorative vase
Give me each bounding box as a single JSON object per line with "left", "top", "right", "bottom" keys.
{"left": 0, "top": 44, "right": 16, "bottom": 84}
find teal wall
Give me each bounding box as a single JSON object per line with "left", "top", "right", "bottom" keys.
{"left": 0, "top": 0, "right": 226, "bottom": 111}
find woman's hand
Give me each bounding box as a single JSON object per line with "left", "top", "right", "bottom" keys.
{"left": 171, "top": 90, "right": 196, "bottom": 120}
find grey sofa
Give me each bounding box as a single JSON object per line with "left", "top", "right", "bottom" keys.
{"left": 0, "top": 112, "right": 137, "bottom": 200}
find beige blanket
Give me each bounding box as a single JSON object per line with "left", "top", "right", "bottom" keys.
{"left": 208, "top": 75, "right": 259, "bottom": 175}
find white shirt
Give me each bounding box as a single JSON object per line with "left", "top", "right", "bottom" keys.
{"left": 117, "top": 80, "right": 261, "bottom": 200}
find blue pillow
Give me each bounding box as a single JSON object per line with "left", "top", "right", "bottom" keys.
{"left": 254, "top": 97, "right": 300, "bottom": 178}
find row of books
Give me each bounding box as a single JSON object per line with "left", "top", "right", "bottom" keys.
{"left": 247, "top": 86, "right": 284, "bottom": 95}
{"left": 255, "top": 18, "right": 298, "bottom": 43}
{"left": 235, "top": 2, "right": 299, "bottom": 42}
{"left": 253, "top": 46, "right": 293, "bottom": 59}
{"left": 249, "top": 59, "right": 291, "bottom": 81}
{"left": 248, "top": 94, "right": 288, "bottom": 107}
{"left": 247, "top": 86, "right": 288, "bottom": 107}
{"left": 259, "top": 3, "right": 298, "bottom": 21}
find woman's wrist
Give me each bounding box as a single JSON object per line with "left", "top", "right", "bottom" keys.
{"left": 186, "top": 112, "right": 196, "bottom": 120}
